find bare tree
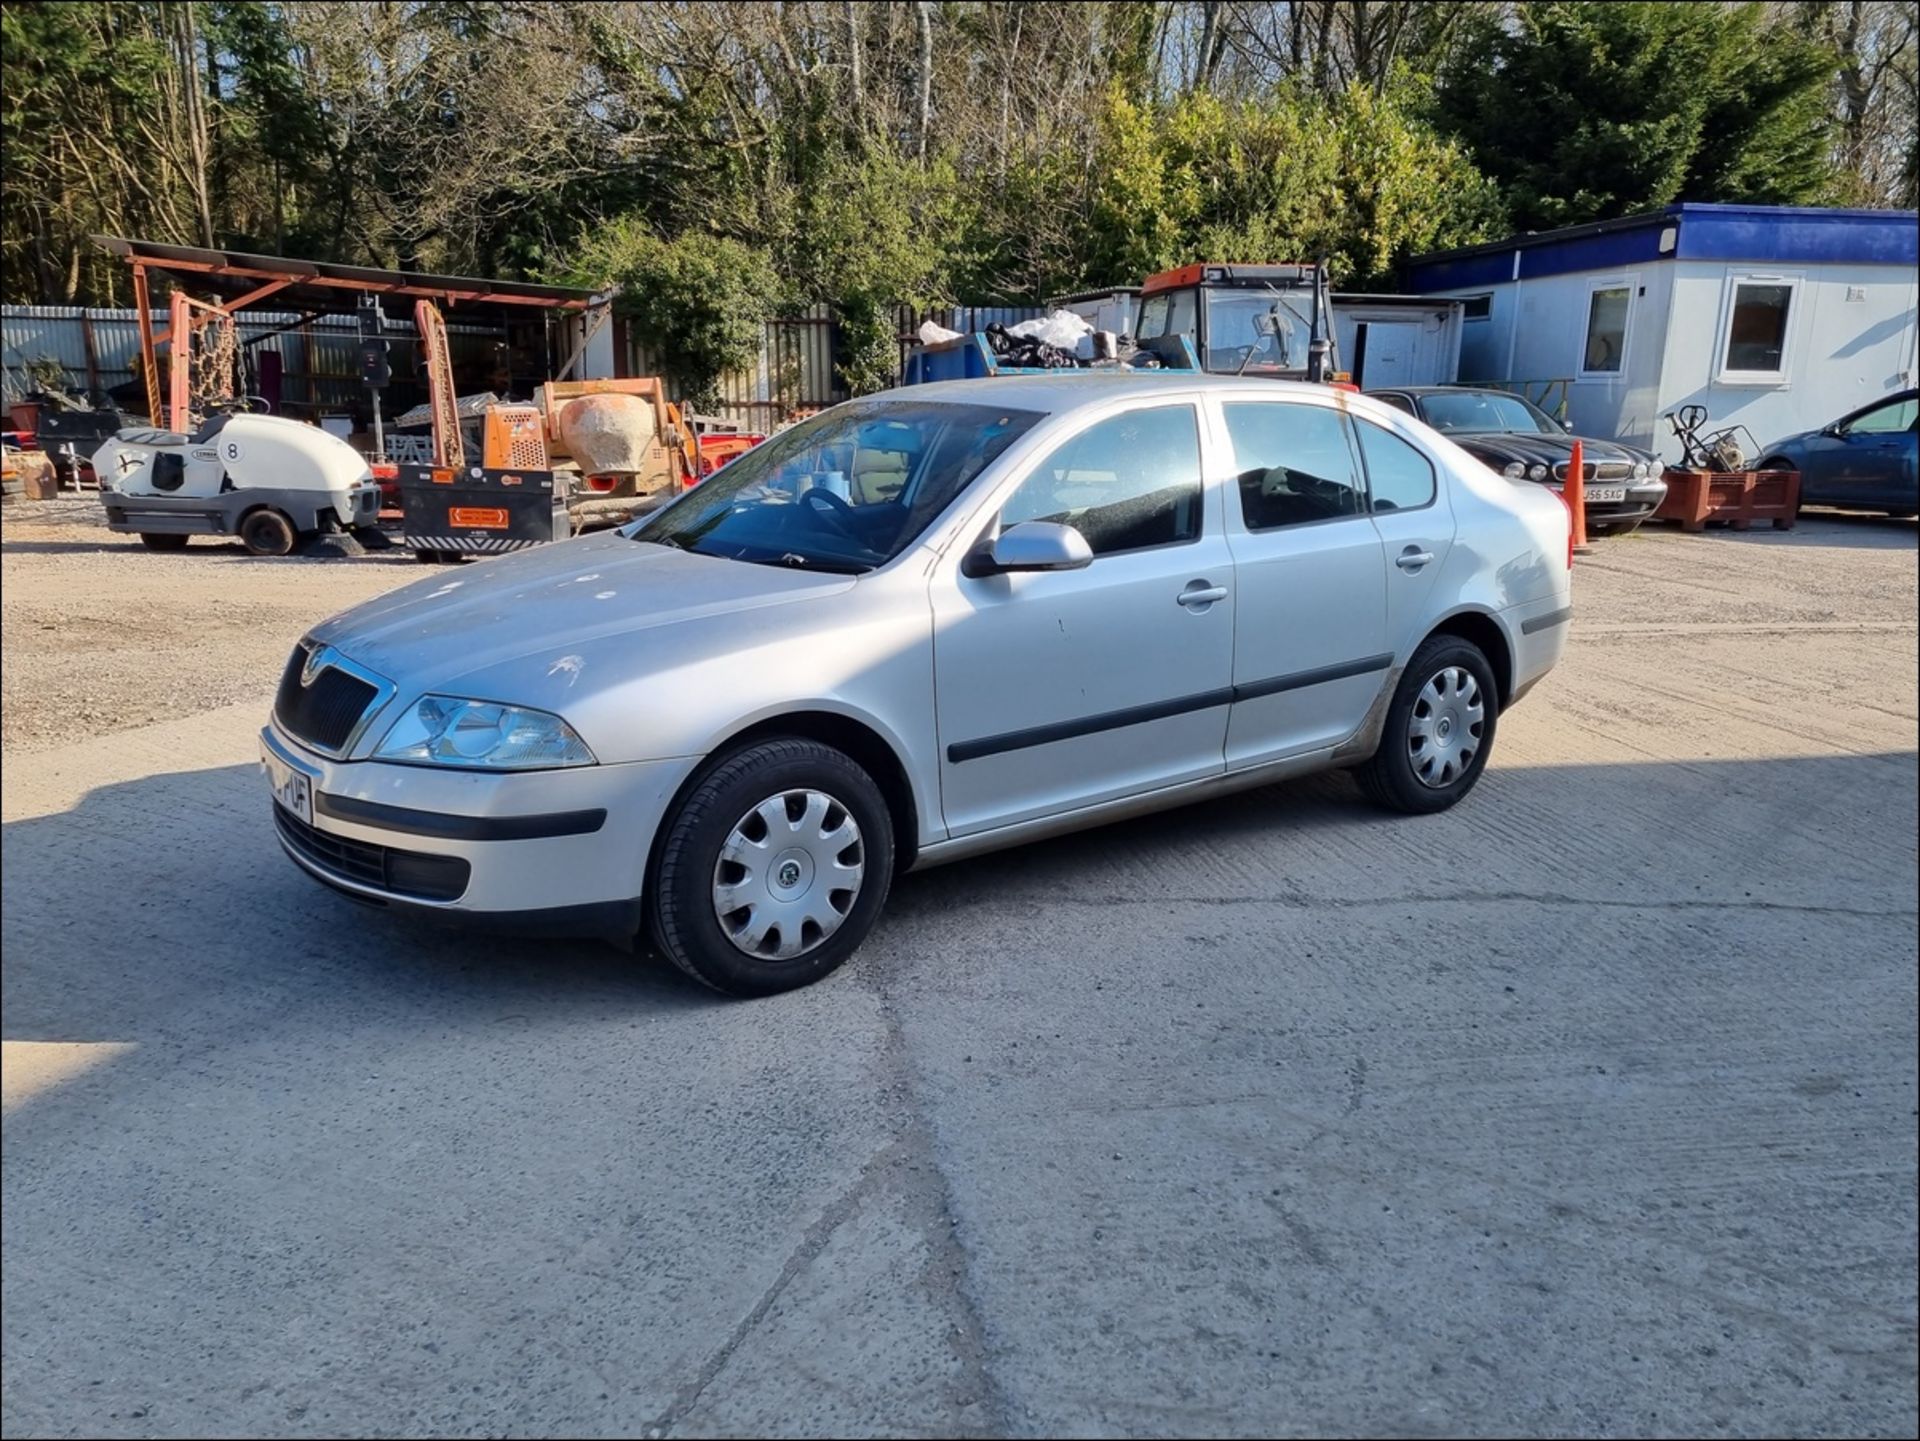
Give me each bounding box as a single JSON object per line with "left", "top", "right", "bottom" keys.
{"left": 1797, "top": 0, "right": 1920, "bottom": 204}
{"left": 916, "top": 1, "right": 935, "bottom": 159}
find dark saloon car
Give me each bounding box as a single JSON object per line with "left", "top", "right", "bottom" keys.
{"left": 1756, "top": 389, "right": 1917, "bottom": 518}
{"left": 1370, "top": 386, "right": 1667, "bottom": 536}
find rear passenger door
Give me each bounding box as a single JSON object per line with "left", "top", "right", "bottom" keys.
{"left": 1351, "top": 415, "right": 1457, "bottom": 660}
{"left": 1216, "top": 397, "right": 1391, "bottom": 769}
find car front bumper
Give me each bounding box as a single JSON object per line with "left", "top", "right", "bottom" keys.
{"left": 1544, "top": 479, "right": 1668, "bottom": 528}
{"left": 261, "top": 723, "right": 696, "bottom": 934}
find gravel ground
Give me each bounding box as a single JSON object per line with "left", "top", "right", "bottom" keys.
{"left": 1, "top": 500, "right": 416, "bottom": 751}
{"left": 3, "top": 501, "right": 1916, "bottom": 1438}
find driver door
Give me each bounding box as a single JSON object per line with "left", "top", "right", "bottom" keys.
{"left": 1814, "top": 394, "right": 1918, "bottom": 508}
{"left": 929, "top": 400, "right": 1236, "bottom": 838}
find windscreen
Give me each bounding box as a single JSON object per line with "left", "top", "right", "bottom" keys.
{"left": 1418, "top": 391, "right": 1562, "bottom": 435}
{"left": 630, "top": 400, "right": 1044, "bottom": 573}
{"left": 1203, "top": 290, "right": 1314, "bottom": 372}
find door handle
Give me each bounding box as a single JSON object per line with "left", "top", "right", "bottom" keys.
{"left": 1177, "top": 581, "right": 1228, "bottom": 608}
{"left": 1395, "top": 547, "right": 1434, "bottom": 571}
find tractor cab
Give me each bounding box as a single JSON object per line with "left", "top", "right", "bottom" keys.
{"left": 1134, "top": 263, "right": 1340, "bottom": 383}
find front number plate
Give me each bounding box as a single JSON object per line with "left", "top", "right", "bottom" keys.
{"left": 262, "top": 740, "right": 315, "bottom": 825}
{"left": 1588, "top": 486, "right": 1627, "bottom": 503}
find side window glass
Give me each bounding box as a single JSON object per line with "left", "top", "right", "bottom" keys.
{"left": 1222, "top": 402, "right": 1365, "bottom": 530}
{"left": 1353, "top": 419, "right": 1436, "bottom": 512}
{"left": 1849, "top": 397, "right": 1917, "bottom": 434}
{"left": 1375, "top": 393, "right": 1416, "bottom": 416}
{"left": 1001, "top": 405, "right": 1202, "bottom": 557}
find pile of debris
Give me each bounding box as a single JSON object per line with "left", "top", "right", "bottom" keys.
{"left": 917, "top": 309, "right": 1163, "bottom": 372}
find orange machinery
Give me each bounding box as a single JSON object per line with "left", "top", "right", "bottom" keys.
{"left": 414, "top": 300, "right": 763, "bottom": 530}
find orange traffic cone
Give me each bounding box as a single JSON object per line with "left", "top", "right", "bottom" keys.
{"left": 1565, "top": 437, "right": 1590, "bottom": 555}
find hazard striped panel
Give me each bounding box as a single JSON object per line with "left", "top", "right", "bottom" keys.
{"left": 402, "top": 535, "right": 547, "bottom": 553}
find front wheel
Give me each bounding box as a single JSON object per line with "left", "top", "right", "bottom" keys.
{"left": 237, "top": 507, "right": 297, "bottom": 557}
{"left": 1355, "top": 636, "right": 1500, "bottom": 815}
{"left": 649, "top": 739, "right": 894, "bottom": 997}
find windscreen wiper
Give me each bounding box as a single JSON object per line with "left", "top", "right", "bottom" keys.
{"left": 741, "top": 552, "right": 870, "bottom": 574}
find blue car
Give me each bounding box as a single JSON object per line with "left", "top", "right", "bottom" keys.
{"left": 1758, "top": 389, "right": 1918, "bottom": 517}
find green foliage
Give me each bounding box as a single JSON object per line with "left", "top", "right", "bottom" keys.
{"left": 555, "top": 223, "right": 782, "bottom": 408}
{"left": 1080, "top": 80, "right": 1503, "bottom": 290}
{"left": 1433, "top": 1, "right": 1840, "bottom": 230}
{"left": 789, "top": 145, "right": 980, "bottom": 392}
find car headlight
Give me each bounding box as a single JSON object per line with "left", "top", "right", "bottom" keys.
{"left": 1502, "top": 461, "right": 1526, "bottom": 478}
{"left": 1528, "top": 463, "right": 1550, "bottom": 481}
{"left": 1632, "top": 460, "right": 1651, "bottom": 480}
{"left": 374, "top": 696, "right": 596, "bottom": 769}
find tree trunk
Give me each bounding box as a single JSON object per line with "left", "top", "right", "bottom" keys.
{"left": 916, "top": 1, "right": 934, "bottom": 160}
{"left": 1837, "top": 0, "right": 1872, "bottom": 171}
{"left": 1195, "top": 0, "right": 1220, "bottom": 93}
{"left": 845, "top": 0, "right": 863, "bottom": 112}
{"left": 177, "top": 2, "right": 216, "bottom": 247}
{"left": 1313, "top": 1, "right": 1337, "bottom": 96}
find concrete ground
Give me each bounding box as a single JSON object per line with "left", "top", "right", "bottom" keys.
{"left": 3, "top": 507, "right": 1916, "bottom": 1439}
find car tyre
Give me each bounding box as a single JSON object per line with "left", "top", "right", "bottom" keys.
{"left": 238, "top": 507, "right": 297, "bottom": 557}
{"left": 137, "top": 532, "right": 189, "bottom": 552}
{"left": 1356, "top": 636, "right": 1500, "bottom": 815}
{"left": 649, "top": 739, "right": 895, "bottom": 997}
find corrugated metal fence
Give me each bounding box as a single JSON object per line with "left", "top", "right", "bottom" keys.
{"left": 10, "top": 300, "right": 1051, "bottom": 430}
{"left": 2, "top": 305, "right": 504, "bottom": 421}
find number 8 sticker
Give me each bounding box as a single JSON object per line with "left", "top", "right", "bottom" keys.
{"left": 224, "top": 440, "right": 243, "bottom": 462}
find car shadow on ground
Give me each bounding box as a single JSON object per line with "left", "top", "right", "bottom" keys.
{"left": 6, "top": 747, "right": 1914, "bottom": 1070}
{"left": 2, "top": 763, "right": 721, "bottom": 1066}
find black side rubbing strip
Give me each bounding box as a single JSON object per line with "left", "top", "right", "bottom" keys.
{"left": 1230, "top": 653, "right": 1395, "bottom": 703}
{"left": 315, "top": 792, "right": 607, "bottom": 841}
{"left": 945, "top": 653, "right": 1396, "bottom": 764}
{"left": 1521, "top": 606, "right": 1573, "bottom": 635}
{"left": 946, "top": 687, "right": 1236, "bottom": 764}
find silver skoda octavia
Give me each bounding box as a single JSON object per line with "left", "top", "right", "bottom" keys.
{"left": 262, "top": 376, "right": 1573, "bottom": 996}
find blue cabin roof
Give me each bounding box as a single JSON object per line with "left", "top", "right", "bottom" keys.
{"left": 1403, "top": 203, "right": 1919, "bottom": 291}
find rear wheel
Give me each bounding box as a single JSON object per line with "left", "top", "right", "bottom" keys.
{"left": 238, "top": 508, "right": 297, "bottom": 557}
{"left": 137, "top": 532, "right": 189, "bottom": 552}
{"left": 1356, "top": 636, "right": 1500, "bottom": 815}
{"left": 1757, "top": 458, "right": 1807, "bottom": 518}
{"left": 649, "top": 739, "right": 894, "bottom": 997}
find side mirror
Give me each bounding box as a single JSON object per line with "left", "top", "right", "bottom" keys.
{"left": 1821, "top": 424, "right": 1844, "bottom": 438}
{"left": 964, "top": 520, "right": 1094, "bottom": 577}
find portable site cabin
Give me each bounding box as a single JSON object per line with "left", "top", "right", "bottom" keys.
{"left": 1401, "top": 204, "right": 1920, "bottom": 464}
{"left": 1045, "top": 285, "right": 1463, "bottom": 387}
{"left": 1331, "top": 295, "right": 1464, "bottom": 390}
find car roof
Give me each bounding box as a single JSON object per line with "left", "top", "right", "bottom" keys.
{"left": 872, "top": 373, "right": 1360, "bottom": 416}
{"left": 1369, "top": 386, "right": 1528, "bottom": 399}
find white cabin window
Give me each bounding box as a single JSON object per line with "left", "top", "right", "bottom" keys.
{"left": 1460, "top": 294, "right": 1492, "bottom": 321}
{"left": 1579, "top": 280, "right": 1632, "bottom": 377}
{"left": 1717, "top": 275, "right": 1799, "bottom": 382}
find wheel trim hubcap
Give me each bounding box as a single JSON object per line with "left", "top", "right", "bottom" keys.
{"left": 1407, "top": 665, "right": 1485, "bottom": 789}
{"left": 712, "top": 789, "right": 864, "bottom": 960}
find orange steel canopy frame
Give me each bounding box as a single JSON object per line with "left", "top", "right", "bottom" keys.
{"left": 94, "top": 236, "right": 610, "bottom": 432}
